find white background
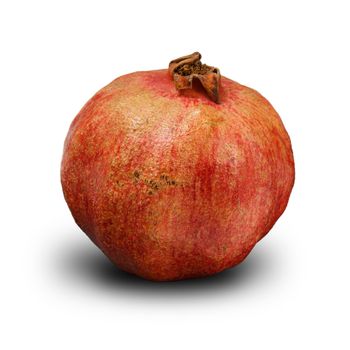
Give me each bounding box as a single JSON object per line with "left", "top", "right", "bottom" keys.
{"left": 1, "top": 1, "right": 349, "bottom": 349}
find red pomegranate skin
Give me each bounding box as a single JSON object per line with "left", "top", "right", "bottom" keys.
{"left": 61, "top": 69, "right": 294, "bottom": 281}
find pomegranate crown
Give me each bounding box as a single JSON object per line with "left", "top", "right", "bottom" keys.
{"left": 169, "top": 52, "right": 221, "bottom": 103}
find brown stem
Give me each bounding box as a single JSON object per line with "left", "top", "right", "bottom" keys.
{"left": 169, "top": 52, "right": 221, "bottom": 103}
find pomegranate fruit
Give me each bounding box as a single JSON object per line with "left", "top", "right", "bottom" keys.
{"left": 61, "top": 52, "right": 294, "bottom": 281}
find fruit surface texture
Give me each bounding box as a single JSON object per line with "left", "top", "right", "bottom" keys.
{"left": 61, "top": 68, "right": 294, "bottom": 281}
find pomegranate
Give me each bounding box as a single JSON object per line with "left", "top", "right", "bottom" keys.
{"left": 61, "top": 52, "right": 294, "bottom": 281}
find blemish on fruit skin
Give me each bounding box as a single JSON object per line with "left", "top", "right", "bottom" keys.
{"left": 131, "top": 171, "right": 179, "bottom": 195}
{"left": 61, "top": 69, "right": 294, "bottom": 281}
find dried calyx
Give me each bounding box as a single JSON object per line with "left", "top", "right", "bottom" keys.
{"left": 169, "top": 52, "right": 221, "bottom": 103}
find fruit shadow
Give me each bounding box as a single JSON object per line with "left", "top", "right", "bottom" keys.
{"left": 55, "top": 233, "right": 276, "bottom": 298}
